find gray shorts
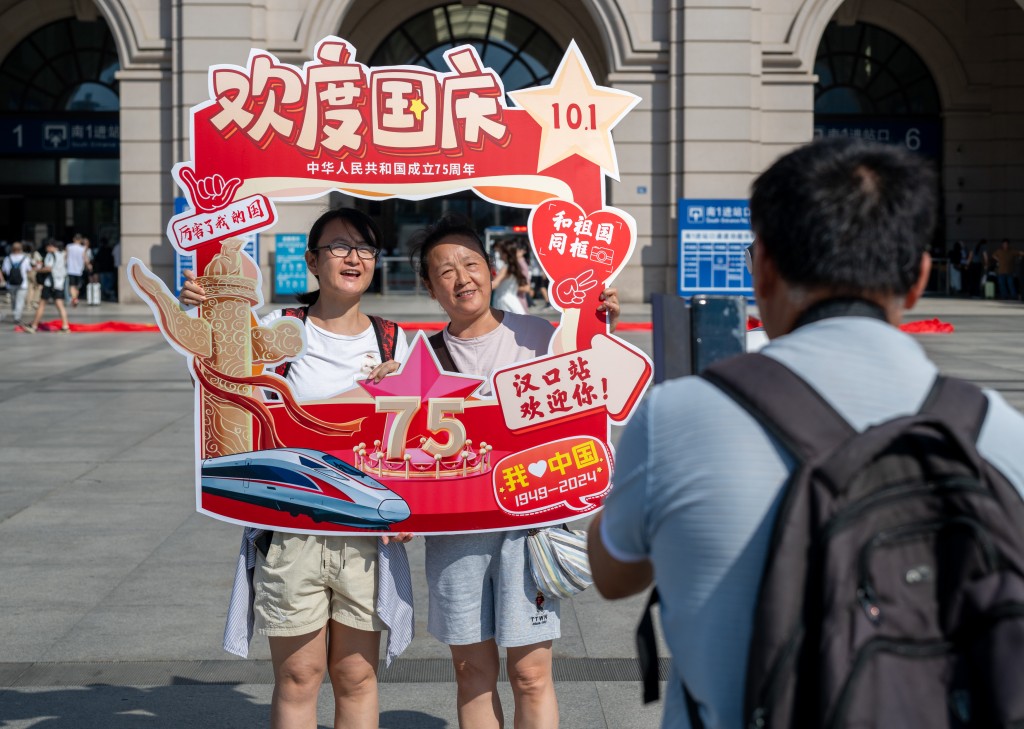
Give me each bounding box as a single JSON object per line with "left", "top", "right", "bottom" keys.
{"left": 425, "top": 530, "right": 560, "bottom": 647}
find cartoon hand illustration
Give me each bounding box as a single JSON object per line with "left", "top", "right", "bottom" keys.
{"left": 179, "top": 166, "right": 243, "bottom": 213}
{"left": 554, "top": 269, "right": 599, "bottom": 307}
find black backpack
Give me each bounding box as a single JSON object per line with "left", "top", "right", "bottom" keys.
{"left": 5, "top": 257, "right": 22, "bottom": 287}
{"left": 639, "top": 353, "right": 1024, "bottom": 729}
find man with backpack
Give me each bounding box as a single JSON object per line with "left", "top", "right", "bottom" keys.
{"left": 1, "top": 241, "right": 32, "bottom": 327}
{"left": 588, "top": 138, "right": 1024, "bottom": 729}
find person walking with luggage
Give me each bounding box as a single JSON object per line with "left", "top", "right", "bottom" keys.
{"left": 180, "top": 208, "right": 414, "bottom": 729}
{"left": 588, "top": 138, "right": 1024, "bottom": 729}
{"left": 25, "top": 240, "right": 70, "bottom": 333}
{"left": 1, "top": 241, "right": 31, "bottom": 327}
{"left": 92, "top": 240, "right": 116, "bottom": 302}
{"left": 82, "top": 236, "right": 102, "bottom": 305}
{"left": 65, "top": 234, "right": 87, "bottom": 307}
{"left": 411, "top": 214, "right": 619, "bottom": 729}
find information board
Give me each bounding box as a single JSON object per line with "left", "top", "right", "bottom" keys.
{"left": 813, "top": 119, "right": 941, "bottom": 160}
{"left": 0, "top": 115, "right": 120, "bottom": 156}
{"left": 677, "top": 198, "right": 753, "bottom": 298}
{"left": 274, "top": 234, "right": 308, "bottom": 296}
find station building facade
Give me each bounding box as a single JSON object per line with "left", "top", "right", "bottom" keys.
{"left": 1, "top": 0, "right": 1022, "bottom": 302}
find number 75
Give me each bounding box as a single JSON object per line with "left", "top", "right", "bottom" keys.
{"left": 375, "top": 397, "right": 466, "bottom": 459}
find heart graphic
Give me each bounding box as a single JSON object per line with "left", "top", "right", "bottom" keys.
{"left": 527, "top": 460, "right": 548, "bottom": 477}
{"left": 528, "top": 199, "right": 634, "bottom": 308}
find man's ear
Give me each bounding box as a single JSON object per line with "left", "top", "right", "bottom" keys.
{"left": 752, "top": 237, "right": 776, "bottom": 302}
{"left": 903, "top": 252, "right": 932, "bottom": 311}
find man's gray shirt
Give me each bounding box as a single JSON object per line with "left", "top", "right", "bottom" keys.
{"left": 601, "top": 317, "right": 1024, "bottom": 729}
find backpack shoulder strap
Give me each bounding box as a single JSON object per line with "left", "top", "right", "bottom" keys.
{"left": 428, "top": 330, "right": 459, "bottom": 373}
{"left": 274, "top": 307, "right": 308, "bottom": 379}
{"left": 636, "top": 587, "right": 706, "bottom": 724}
{"left": 701, "top": 353, "right": 855, "bottom": 464}
{"left": 368, "top": 315, "right": 399, "bottom": 362}
{"left": 917, "top": 374, "right": 988, "bottom": 443}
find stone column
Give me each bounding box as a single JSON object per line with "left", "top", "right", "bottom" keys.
{"left": 117, "top": 67, "right": 173, "bottom": 301}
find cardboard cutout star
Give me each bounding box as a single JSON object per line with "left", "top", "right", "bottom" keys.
{"left": 360, "top": 332, "right": 484, "bottom": 402}
{"left": 509, "top": 40, "right": 640, "bottom": 179}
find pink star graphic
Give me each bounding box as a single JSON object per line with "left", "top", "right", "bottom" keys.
{"left": 360, "top": 332, "right": 485, "bottom": 401}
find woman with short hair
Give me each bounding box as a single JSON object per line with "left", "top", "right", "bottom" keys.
{"left": 410, "top": 214, "right": 618, "bottom": 729}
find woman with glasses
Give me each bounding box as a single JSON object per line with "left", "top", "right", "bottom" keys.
{"left": 181, "top": 207, "right": 413, "bottom": 729}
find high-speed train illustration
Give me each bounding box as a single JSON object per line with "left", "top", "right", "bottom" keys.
{"left": 201, "top": 448, "right": 411, "bottom": 527}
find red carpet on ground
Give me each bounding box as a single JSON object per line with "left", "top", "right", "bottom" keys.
{"left": 16, "top": 320, "right": 160, "bottom": 333}
{"left": 746, "top": 315, "right": 954, "bottom": 334}
{"left": 391, "top": 321, "right": 653, "bottom": 331}
{"left": 16, "top": 319, "right": 655, "bottom": 333}
{"left": 16, "top": 317, "right": 952, "bottom": 334}
{"left": 898, "top": 318, "right": 955, "bottom": 334}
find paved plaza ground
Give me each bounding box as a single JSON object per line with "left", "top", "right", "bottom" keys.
{"left": 1, "top": 294, "right": 1022, "bottom": 728}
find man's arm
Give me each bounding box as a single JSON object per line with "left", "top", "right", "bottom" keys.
{"left": 587, "top": 511, "right": 653, "bottom": 599}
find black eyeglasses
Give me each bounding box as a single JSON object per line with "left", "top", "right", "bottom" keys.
{"left": 313, "top": 241, "right": 379, "bottom": 260}
{"left": 744, "top": 244, "right": 755, "bottom": 275}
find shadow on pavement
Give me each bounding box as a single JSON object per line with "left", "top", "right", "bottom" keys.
{"left": 0, "top": 685, "right": 452, "bottom": 728}
{"left": 0, "top": 683, "right": 265, "bottom": 729}
{"left": 380, "top": 710, "right": 449, "bottom": 728}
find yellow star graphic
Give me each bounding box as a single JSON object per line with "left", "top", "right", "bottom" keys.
{"left": 509, "top": 41, "right": 640, "bottom": 179}
{"left": 409, "top": 96, "right": 427, "bottom": 121}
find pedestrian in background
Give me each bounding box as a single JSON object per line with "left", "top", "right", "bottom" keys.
{"left": 83, "top": 236, "right": 102, "bottom": 305}
{"left": 490, "top": 238, "right": 529, "bottom": 315}
{"left": 65, "top": 234, "right": 87, "bottom": 307}
{"left": 93, "top": 240, "right": 117, "bottom": 302}
{"left": 994, "top": 238, "right": 1020, "bottom": 300}
{"left": 527, "top": 246, "right": 549, "bottom": 309}
{"left": 949, "top": 239, "right": 965, "bottom": 295}
{"left": 1, "top": 241, "right": 32, "bottom": 327}
{"left": 25, "top": 240, "right": 69, "bottom": 333}
{"left": 966, "top": 239, "right": 988, "bottom": 297}
{"left": 25, "top": 242, "right": 43, "bottom": 312}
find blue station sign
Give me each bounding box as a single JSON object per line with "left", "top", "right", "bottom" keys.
{"left": 0, "top": 115, "right": 120, "bottom": 156}
{"left": 274, "top": 234, "right": 308, "bottom": 296}
{"left": 677, "top": 199, "right": 754, "bottom": 298}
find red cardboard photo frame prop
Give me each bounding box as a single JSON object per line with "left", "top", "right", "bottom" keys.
{"left": 129, "top": 37, "right": 652, "bottom": 534}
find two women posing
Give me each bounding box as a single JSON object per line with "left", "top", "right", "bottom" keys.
{"left": 182, "top": 209, "right": 618, "bottom": 729}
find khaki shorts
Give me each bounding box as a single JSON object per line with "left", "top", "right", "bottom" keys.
{"left": 254, "top": 532, "right": 384, "bottom": 637}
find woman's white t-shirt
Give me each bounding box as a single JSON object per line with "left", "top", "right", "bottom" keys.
{"left": 44, "top": 250, "right": 67, "bottom": 289}
{"left": 260, "top": 309, "right": 410, "bottom": 400}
